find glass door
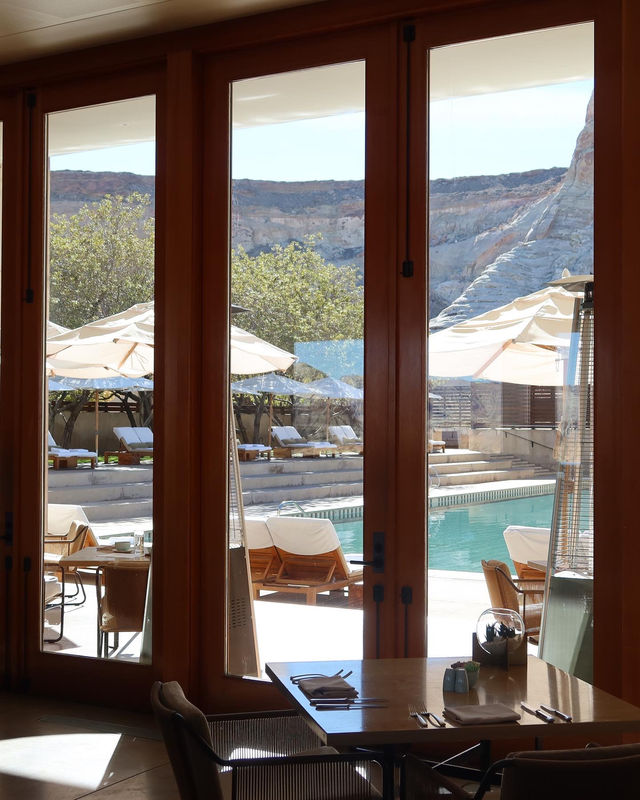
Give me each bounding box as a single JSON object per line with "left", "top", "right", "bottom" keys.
{"left": 227, "top": 62, "right": 366, "bottom": 677}
{"left": 42, "top": 96, "right": 156, "bottom": 663}
{"left": 201, "top": 28, "right": 403, "bottom": 697}
{"left": 425, "top": 23, "right": 595, "bottom": 670}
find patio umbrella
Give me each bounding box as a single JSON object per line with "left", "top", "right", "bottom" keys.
{"left": 428, "top": 285, "right": 580, "bottom": 386}
{"left": 47, "top": 302, "right": 154, "bottom": 378}
{"left": 47, "top": 302, "right": 296, "bottom": 378}
{"left": 305, "top": 376, "right": 364, "bottom": 439}
{"left": 231, "top": 372, "right": 314, "bottom": 446}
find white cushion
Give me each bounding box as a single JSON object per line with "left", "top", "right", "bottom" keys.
{"left": 266, "top": 516, "right": 340, "bottom": 555}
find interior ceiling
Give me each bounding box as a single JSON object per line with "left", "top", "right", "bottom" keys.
{"left": 44, "top": 20, "right": 593, "bottom": 155}
{"left": 0, "top": 0, "right": 318, "bottom": 66}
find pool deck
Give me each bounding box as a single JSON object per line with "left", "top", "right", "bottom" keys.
{"left": 246, "top": 476, "right": 555, "bottom": 520}
{"left": 254, "top": 568, "right": 500, "bottom": 672}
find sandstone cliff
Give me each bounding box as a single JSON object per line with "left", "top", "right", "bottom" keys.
{"left": 49, "top": 93, "right": 593, "bottom": 327}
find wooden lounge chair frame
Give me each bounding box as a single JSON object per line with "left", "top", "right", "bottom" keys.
{"left": 48, "top": 432, "right": 97, "bottom": 469}
{"left": 247, "top": 517, "right": 363, "bottom": 606}
{"left": 271, "top": 426, "right": 337, "bottom": 459}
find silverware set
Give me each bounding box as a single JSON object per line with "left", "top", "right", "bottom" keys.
{"left": 408, "top": 704, "right": 445, "bottom": 727}
{"left": 521, "top": 701, "right": 572, "bottom": 723}
{"left": 312, "top": 697, "right": 387, "bottom": 710}
{"left": 290, "top": 669, "right": 353, "bottom": 684}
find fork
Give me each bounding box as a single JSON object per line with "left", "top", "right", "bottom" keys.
{"left": 409, "top": 704, "right": 446, "bottom": 727}
{"left": 290, "top": 669, "right": 345, "bottom": 684}
{"left": 408, "top": 704, "right": 429, "bottom": 727}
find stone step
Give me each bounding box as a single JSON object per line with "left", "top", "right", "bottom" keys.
{"left": 48, "top": 480, "right": 153, "bottom": 505}
{"left": 243, "top": 480, "right": 363, "bottom": 506}
{"left": 239, "top": 456, "right": 362, "bottom": 476}
{"left": 241, "top": 469, "right": 363, "bottom": 490}
{"left": 436, "top": 467, "right": 536, "bottom": 486}
{"left": 80, "top": 498, "right": 153, "bottom": 521}
{"left": 428, "top": 450, "right": 487, "bottom": 465}
{"left": 47, "top": 465, "right": 153, "bottom": 488}
{"left": 432, "top": 459, "right": 513, "bottom": 475}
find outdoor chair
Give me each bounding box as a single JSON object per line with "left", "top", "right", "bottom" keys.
{"left": 270, "top": 426, "right": 337, "bottom": 458}
{"left": 105, "top": 425, "right": 154, "bottom": 464}
{"left": 328, "top": 425, "right": 364, "bottom": 454}
{"left": 47, "top": 431, "right": 97, "bottom": 469}
{"left": 402, "top": 742, "right": 640, "bottom": 800}
{"left": 250, "top": 516, "right": 363, "bottom": 606}
{"left": 43, "top": 503, "right": 97, "bottom": 643}
{"left": 502, "top": 525, "right": 549, "bottom": 581}
{"left": 481, "top": 559, "right": 544, "bottom": 640}
{"left": 98, "top": 563, "right": 149, "bottom": 657}
{"left": 245, "top": 518, "right": 282, "bottom": 582}
{"left": 237, "top": 443, "right": 272, "bottom": 461}
{"left": 151, "top": 680, "right": 383, "bottom": 800}
{"left": 428, "top": 429, "right": 446, "bottom": 454}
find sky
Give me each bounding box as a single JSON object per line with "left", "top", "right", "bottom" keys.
{"left": 49, "top": 80, "right": 593, "bottom": 181}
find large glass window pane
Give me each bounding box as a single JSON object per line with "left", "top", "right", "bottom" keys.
{"left": 227, "top": 63, "right": 365, "bottom": 677}
{"left": 42, "top": 97, "right": 155, "bottom": 662}
{"left": 426, "top": 24, "right": 594, "bottom": 678}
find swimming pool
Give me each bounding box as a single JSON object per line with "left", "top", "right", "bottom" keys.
{"left": 335, "top": 494, "right": 555, "bottom": 573}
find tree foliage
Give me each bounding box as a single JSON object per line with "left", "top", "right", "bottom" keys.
{"left": 231, "top": 236, "right": 363, "bottom": 355}
{"left": 49, "top": 193, "right": 154, "bottom": 329}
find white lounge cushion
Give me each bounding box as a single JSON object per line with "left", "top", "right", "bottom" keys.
{"left": 265, "top": 516, "right": 340, "bottom": 555}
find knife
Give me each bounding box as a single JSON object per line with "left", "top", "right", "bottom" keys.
{"left": 539, "top": 703, "right": 572, "bottom": 722}
{"left": 520, "top": 702, "right": 555, "bottom": 723}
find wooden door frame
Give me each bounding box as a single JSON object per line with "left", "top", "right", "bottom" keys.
{"left": 199, "top": 22, "right": 403, "bottom": 709}
{"left": 5, "top": 65, "right": 177, "bottom": 706}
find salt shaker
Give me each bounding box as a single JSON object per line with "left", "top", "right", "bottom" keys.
{"left": 454, "top": 668, "right": 469, "bottom": 693}
{"left": 443, "top": 668, "right": 456, "bottom": 692}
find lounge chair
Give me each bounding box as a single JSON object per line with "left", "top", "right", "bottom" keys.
{"left": 105, "top": 426, "right": 154, "bottom": 464}
{"left": 271, "top": 426, "right": 337, "bottom": 458}
{"left": 247, "top": 515, "right": 363, "bottom": 606}
{"left": 328, "top": 425, "right": 364, "bottom": 454}
{"left": 503, "top": 525, "right": 550, "bottom": 581}
{"left": 47, "top": 431, "right": 97, "bottom": 469}
{"left": 428, "top": 428, "right": 446, "bottom": 453}
{"left": 481, "top": 558, "right": 544, "bottom": 640}
{"left": 237, "top": 443, "right": 272, "bottom": 461}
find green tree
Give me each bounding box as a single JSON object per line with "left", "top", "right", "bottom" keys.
{"left": 49, "top": 192, "right": 154, "bottom": 329}
{"left": 231, "top": 236, "right": 363, "bottom": 355}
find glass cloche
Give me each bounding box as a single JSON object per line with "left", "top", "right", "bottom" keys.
{"left": 476, "top": 607, "right": 525, "bottom": 656}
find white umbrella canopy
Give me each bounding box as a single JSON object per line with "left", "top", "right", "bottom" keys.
{"left": 47, "top": 302, "right": 154, "bottom": 378}
{"left": 46, "top": 302, "right": 297, "bottom": 378}
{"left": 230, "top": 326, "right": 297, "bottom": 376}
{"left": 428, "top": 285, "right": 579, "bottom": 386}
{"left": 231, "top": 372, "right": 314, "bottom": 397}
{"left": 305, "top": 376, "right": 364, "bottom": 400}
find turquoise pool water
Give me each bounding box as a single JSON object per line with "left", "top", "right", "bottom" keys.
{"left": 335, "top": 494, "right": 555, "bottom": 573}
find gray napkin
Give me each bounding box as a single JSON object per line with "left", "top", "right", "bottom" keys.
{"left": 297, "top": 675, "right": 358, "bottom": 698}
{"left": 443, "top": 703, "right": 521, "bottom": 725}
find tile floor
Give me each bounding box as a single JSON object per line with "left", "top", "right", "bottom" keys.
{"left": 0, "top": 691, "right": 179, "bottom": 798}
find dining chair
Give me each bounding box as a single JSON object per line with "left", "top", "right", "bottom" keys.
{"left": 480, "top": 559, "right": 544, "bottom": 640}
{"left": 403, "top": 743, "right": 640, "bottom": 799}
{"left": 151, "top": 680, "right": 384, "bottom": 799}
{"left": 98, "top": 564, "right": 148, "bottom": 657}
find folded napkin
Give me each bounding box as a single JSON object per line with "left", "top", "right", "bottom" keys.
{"left": 443, "top": 703, "right": 521, "bottom": 725}
{"left": 297, "top": 675, "right": 359, "bottom": 698}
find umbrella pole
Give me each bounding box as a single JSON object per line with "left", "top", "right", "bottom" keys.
{"left": 326, "top": 399, "right": 330, "bottom": 440}
{"left": 268, "top": 394, "right": 273, "bottom": 447}
{"left": 94, "top": 390, "right": 99, "bottom": 459}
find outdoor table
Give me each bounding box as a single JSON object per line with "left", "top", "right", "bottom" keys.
{"left": 60, "top": 545, "right": 151, "bottom": 657}
{"left": 266, "top": 656, "right": 640, "bottom": 798}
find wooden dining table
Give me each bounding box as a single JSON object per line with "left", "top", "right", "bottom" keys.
{"left": 266, "top": 656, "right": 640, "bottom": 798}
